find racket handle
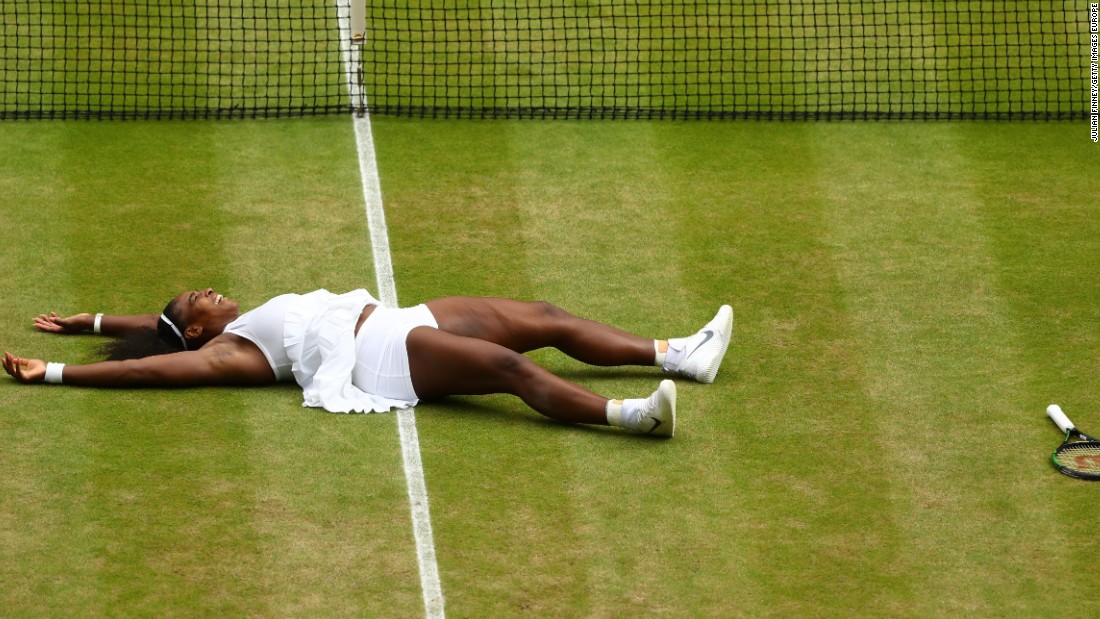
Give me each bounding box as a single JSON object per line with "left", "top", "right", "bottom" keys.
{"left": 1047, "top": 404, "right": 1075, "bottom": 433}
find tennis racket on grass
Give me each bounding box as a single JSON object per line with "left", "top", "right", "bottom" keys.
{"left": 1046, "top": 404, "right": 1100, "bottom": 480}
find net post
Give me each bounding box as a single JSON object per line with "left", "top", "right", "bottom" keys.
{"left": 350, "top": 0, "right": 366, "bottom": 46}
{"left": 349, "top": 0, "right": 367, "bottom": 117}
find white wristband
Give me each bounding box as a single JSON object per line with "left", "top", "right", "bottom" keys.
{"left": 93, "top": 313, "right": 104, "bottom": 334}
{"left": 44, "top": 362, "right": 65, "bottom": 384}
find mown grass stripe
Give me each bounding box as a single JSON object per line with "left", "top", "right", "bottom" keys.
{"left": 213, "top": 118, "right": 424, "bottom": 616}
{"left": 814, "top": 123, "right": 1064, "bottom": 614}
{"left": 0, "top": 125, "right": 97, "bottom": 613}
{"left": 337, "top": 2, "right": 445, "bottom": 614}
{"left": 960, "top": 125, "right": 1100, "bottom": 611}
{"left": 658, "top": 122, "right": 910, "bottom": 616}
{"left": 370, "top": 120, "right": 596, "bottom": 615}
{"left": 509, "top": 123, "right": 678, "bottom": 616}
{"left": 58, "top": 123, "right": 263, "bottom": 615}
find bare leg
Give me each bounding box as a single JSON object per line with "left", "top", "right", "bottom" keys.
{"left": 406, "top": 326, "right": 610, "bottom": 425}
{"left": 424, "top": 297, "right": 655, "bottom": 366}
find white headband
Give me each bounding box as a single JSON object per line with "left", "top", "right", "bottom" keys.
{"left": 160, "top": 314, "right": 187, "bottom": 350}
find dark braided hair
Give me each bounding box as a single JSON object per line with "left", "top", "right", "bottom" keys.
{"left": 101, "top": 298, "right": 188, "bottom": 361}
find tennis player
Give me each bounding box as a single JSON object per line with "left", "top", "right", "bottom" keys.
{"left": 3, "top": 288, "right": 733, "bottom": 436}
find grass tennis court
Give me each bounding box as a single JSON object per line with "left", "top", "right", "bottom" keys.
{"left": 2, "top": 0, "right": 1098, "bottom": 616}
{"left": 2, "top": 118, "right": 1097, "bottom": 617}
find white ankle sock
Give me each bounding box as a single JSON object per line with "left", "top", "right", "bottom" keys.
{"left": 605, "top": 398, "right": 645, "bottom": 431}
{"left": 605, "top": 400, "right": 623, "bottom": 426}
{"left": 646, "top": 338, "right": 664, "bottom": 367}
{"left": 663, "top": 337, "right": 688, "bottom": 371}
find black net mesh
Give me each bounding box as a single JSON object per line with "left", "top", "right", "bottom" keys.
{"left": 1, "top": 0, "right": 1088, "bottom": 120}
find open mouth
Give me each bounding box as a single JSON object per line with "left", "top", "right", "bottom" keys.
{"left": 215, "top": 294, "right": 224, "bottom": 305}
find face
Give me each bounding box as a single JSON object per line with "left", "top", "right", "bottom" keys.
{"left": 172, "top": 288, "right": 241, "bottom": 339}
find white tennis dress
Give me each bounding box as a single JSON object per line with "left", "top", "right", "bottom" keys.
{"left": 223, "top": 289, "right": 437, "bottom": 414}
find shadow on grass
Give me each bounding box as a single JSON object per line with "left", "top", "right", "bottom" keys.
{"left": 416, "top": 394, "right": 673, "bottom": 440}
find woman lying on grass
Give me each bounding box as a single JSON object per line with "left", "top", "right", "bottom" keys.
{"left": 3, "top": 288, "right": 733, "bottom": 437}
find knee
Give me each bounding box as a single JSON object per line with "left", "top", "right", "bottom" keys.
{"left": 531, "top": 300, "right": 571, "bottom": 323}
{"left": 529, "top": 301, "right": 581, "bottom": 345}
{"left": 489, "top": 348, "right": 538, "bottom": 383}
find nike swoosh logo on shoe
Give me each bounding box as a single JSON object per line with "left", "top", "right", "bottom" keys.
{"left": 687, "top": 330, "right": 715, "bottom": 358}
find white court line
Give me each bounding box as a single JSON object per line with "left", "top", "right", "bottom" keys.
{"left": 336, "top": 2, "right": 445, "bottom": 617}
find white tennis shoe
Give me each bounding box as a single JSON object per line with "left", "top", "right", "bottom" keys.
{"left": 666, "top": 305, "right": 733, "bottom": 384}
{"left": 637, "top": 379, "right": 676, "bottom": 437}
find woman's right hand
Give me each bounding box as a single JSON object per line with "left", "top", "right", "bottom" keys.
{"left": 2, "top": 352, "right": 45, "bottom": 383}
{"left": 33, "top": 312, "right": 90, "bottom": 335}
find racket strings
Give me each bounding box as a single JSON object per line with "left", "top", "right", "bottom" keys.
{"left": 1054, "top": 441, "right": 1100, "bottom": 477}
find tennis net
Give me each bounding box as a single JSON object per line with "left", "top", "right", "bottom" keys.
{"left": 0, "top": 0, "right": 1088, "bottom": 120}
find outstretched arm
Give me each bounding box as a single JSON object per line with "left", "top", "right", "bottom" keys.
{"left": 3, "top": 336, "right": 276, "bottom": 388}
{"left": 34, "top": 312, "right": 158, "bottom": 337}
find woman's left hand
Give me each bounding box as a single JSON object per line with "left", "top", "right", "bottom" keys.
{"left": 2, "top": 352, "right": 45, "bottom": 383}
